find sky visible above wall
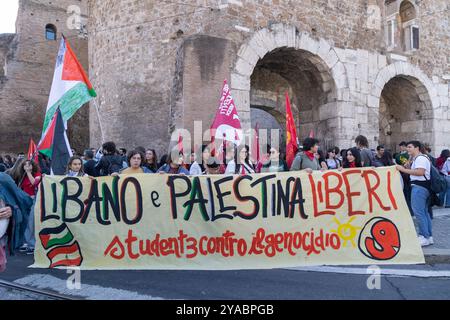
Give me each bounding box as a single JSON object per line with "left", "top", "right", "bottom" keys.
{"left": 0, "top": 0, "right": 19, "bottom": 34}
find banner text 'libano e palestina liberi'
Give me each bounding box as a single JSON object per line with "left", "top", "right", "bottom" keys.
{"left": 32, "top": 167, "right": 424, "bottom": 270}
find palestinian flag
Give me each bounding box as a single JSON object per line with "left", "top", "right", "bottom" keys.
{"left": 39, "top": 223, "right": 74, "bottom": 250}
{"left": 46, "top": 241, "right": 83, "bottom": 268}
{"left": 42, "top": 36, "right": 96, "bottom": 134}
{"left": 37, "top": 108, "right": 72, "bottom": 174}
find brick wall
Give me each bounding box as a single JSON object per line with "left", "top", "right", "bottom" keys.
{"left": 88, "top": 0, "right": 449, "bottom": 155}
{"left": 0, "top": 0, "right": 89, "bottom": 155}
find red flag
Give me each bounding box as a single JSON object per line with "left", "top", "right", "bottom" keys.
{"left": 210, "top": 80, "right": 242, "bottom": 150}
{"left": 37, "top": 111, "right": 58, "bottom": 158}
{"left": 27, "top": 138, "right": 38, "bottom": 163}
{"left": 285, "top": 92, "right": 298, "bottom": 168}
{"left": 309, "top": 129, "right": 315, "bottom": 138}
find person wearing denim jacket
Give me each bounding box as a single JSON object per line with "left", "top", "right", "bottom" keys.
{"left": 0, "top": 173, "right": 33, "bottom": 256}
{"left": 157, "top": 151, "right": 189, "bottom": 175}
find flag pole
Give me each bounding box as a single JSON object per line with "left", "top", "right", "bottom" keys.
{"left": 92, "top": 98, "right": 105, "bottom": 144}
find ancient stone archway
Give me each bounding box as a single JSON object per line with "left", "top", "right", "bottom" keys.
{"left": 230, "top": 24, "right": 347, "bottom": 148}
{"left": 250, "top": 47, "right": 337, "bottom": 146}
{"left": 379, "top": 76, "right": 433, "bottom": 151}
{"left": 369, "top": 62, "right": 439, "bottom": 152}
{"left": 250, "top": 106, "right": 284, "bottom": 151}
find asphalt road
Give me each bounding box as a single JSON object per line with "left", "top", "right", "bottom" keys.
{"left": 1, "top": 254, "right": 450, "bottom": 300}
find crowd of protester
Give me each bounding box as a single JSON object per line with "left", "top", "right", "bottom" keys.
{"left": 1, "top": 135, "right": 450, "bottom": 270}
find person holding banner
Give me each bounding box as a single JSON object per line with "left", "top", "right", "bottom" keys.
{"left": 396, "top": 141, "right": 433, "bottom": 247}
{"left": 261, "top": 145, "right": 288, "bottom": 173}
{"left": 219, "top": 142, "right": 235, "bottom": 174}
{"left": 144, "top": 149, "right": 159, "bottom": 173}
{"left": 290, "top": 138, "right": 321, "bottom": 173}
{"left": 226, "top": 145, "right": 255, "bottom": 175}
{"left": 343, "top": 147, "right": 363, "bottom": 168}
{"left": 205, "top": 157, "right": 221, "bottom": 175}
{"left": 316, "top": 149, "right": 328, "bottom": 170}
{"left": 326, "top": 148, "right": 342, "bottom": 170}
{"left": 112, "top": 150, "right": 153, "bottom": 175}
{"left": 66, "top": 156, "right": 88, "bottom": 177}
{"left": 157, "top": 152, "right": 189, "bottom": 175}
{"left": 189, "top": 145, "right": 211, "bottom": 176}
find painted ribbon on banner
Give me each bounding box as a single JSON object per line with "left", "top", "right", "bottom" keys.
{"left": 32, "top": 167, "right": 424, "bottom": 270}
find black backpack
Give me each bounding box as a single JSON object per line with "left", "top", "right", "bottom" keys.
{"left": 102, "top": 155, "right": 123, "bottom": 175}
{"left": 418, "top": 155, "right": 447, "bottom": 194}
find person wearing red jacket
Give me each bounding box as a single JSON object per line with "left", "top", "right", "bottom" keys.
{"left": 14, "top": 160, "right": 41, "bottom": 254}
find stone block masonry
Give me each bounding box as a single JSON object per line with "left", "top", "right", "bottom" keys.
{"left": 2, "top": 0, "right": 449, "bottom": 157}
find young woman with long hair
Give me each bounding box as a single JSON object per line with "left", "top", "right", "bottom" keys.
{"left": 343, "top": 147, "right": 363, "bottom": 168}
{"left": 144, "top": 149, "right": 159, "bottom": 173}
{"left": 66, "top": 156, "right": 88, "bottom": 177}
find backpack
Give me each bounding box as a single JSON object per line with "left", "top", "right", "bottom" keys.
{"left": 103, "top": 156, "right": 123, "bottom": 175}
{"left": 417, "top": 155, "right": 447, "bottom": 204}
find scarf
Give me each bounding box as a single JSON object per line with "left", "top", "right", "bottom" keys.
{"left": 305, "top": 151, "right": 315, "bottom": 161}
{"left": 436, "top": 157, "right": 446, "bottom": 171}
{"left": 67, "top": 170, "right": 83, "bottom": 177}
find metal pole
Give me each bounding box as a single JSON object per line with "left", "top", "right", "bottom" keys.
{"left": 92, "top": 98, "right": 105, "bottom": 144}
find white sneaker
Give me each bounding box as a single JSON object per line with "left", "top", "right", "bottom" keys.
{"left": 418, "top": 235, "right": 431, "bottom": 247}
{"left": 428, "top": 237, "right": 434, "bottom": 245}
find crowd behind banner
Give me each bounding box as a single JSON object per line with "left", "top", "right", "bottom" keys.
{"left": 1, "top": 134, "right": 450, "bottom": 271}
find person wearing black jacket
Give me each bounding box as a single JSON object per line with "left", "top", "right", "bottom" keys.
{"left": 95, "top": 142, "right": 124, "bottom": 176}
{"left": 83, "top": 149, "right": 98, "bottom": 177}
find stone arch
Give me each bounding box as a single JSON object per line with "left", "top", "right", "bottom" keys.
{"left": 399, "top": 0, "right": 417, "bottom": 22}
{"left": 370, "top": 62, "right": 438, "bottom": 151}
{"left": 398, "top": 0, "right": 418, "bottom": 14}
{"left": 370, "top": 62, "right": 438, "bottom": 109}
{"left": 230, "top": 23, "right": 347, "bottom": 147}
{"left": 250, "top": 106, "right": 284, "bottom": 151}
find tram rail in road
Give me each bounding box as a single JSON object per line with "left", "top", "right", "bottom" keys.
{"left": 0, "top": 279, "right": 77, "bottom": 300}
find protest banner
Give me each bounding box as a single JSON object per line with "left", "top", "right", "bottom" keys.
{"left": 32, "top": 167, "right": 424, "bottom": 270}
